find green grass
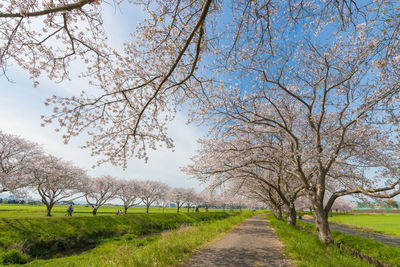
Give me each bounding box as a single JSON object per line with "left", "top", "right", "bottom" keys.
{"left": 23, "top": 211, "right": 254, "bottom": 266}
{"left": 0, "top": 211, "right": 232, "bottom": 264}
{"left": 297, "top": 219, "right": 400, "bottom": 266}
{"left": 267, "top": 213, "right": 370, "bottom": 267}
{"left": 329, "top": 213, "right": 400, "bottom": 237}
{"left": 0, "top": 203, "right": 222, "bottom": 218}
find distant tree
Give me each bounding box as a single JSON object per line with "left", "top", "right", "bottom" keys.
{"left": 157, "top": 186, "right": 171, "bottom": 213}
{"left": 169, "top": 187, "right": 188, "bottom": 212}
{"left": 198, "top": 189, "right": 216, "bottom": 212}
{"left": 82, "top": 176, "right": 118, "bottom": 215}
{"left": 116, "top": 179, "right": 142, "bottom": 214}
{"left": 139, "top": 180, "right": 169, "bottom": 213}
{"left": 0, "top": 131, "right": 42, "bottom": 193}
{"left": 28, "top": 155, "right": 85, "bottom": 216}
{"left": 386, "top": 200, "right": 399, "bottom": 209}
{"left": 183, "top": 188, "right": 197, "bottom": 213}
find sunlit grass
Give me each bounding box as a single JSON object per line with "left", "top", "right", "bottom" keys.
{"left": 25, "top": 212, "right": 254, "bottom": 266}
{"left": 267, "top": 213, "right": 370, "bottom": 267}
{"left": 329, "top": 213, "right": 400, "bottom": 237}
{"left": 297, "top": 218, "right": 400, "bottom": 266}
{"left": 0, "top": 211, "right": 233, "bottom": 265}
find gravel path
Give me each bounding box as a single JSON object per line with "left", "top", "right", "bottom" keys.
{"left": 301, "top": 218, "right": 400, "bottom": 246}
{"left": 181, "top": 214, "right": 294, "bottom": 267}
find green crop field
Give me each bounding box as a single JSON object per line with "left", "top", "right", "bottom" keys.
{"left": 0, "top": 203, "right": 221, "bottom": 218}
{"left": 329, "top": 213, "right": 400, "bottom": 237}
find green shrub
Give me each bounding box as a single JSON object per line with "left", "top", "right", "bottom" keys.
{"left": 0, "top": 249, "right": 29, "bottom": 264}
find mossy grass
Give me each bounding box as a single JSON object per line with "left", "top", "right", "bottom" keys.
{"left": 267, "top": 213, "right": 370, "bottom": 267}
{"left": 24, "top": 211, "right": 254, "bottom": 266}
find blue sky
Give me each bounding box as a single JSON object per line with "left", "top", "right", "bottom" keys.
{"left": 0, "top": 2, "right": 206, "bottom": 189}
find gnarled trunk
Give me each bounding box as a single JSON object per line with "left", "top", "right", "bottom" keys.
{"left": 286, "top": 203, "right": 297, "bottom": 226}
{"left": 124, "top": 206, "right": 128, "bottom": 214}
{"left": 312, "top": 201, "right": 333, "bottom": 244}
{"left": 146, "top": 205, "right": 150, "bottom": 213}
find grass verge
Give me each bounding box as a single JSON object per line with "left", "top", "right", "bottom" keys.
{"left": 24, "top": 211, "right": 255, "bottom": 266}
{"left": 297, "top": 219, "right": 400, "bottom": 266}
{"left": 0, "top": 212, "right": 230, "bottom": 264}
{"left": 267, "top": 213, "right": 370, "bottom": 267}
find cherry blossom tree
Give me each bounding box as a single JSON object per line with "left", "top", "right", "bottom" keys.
{"left": 157, "top": 185, "right": 171, "bottom": 213}
{"left": 28, "top": 154, "right": 86, "bottom": 216}
{"left": 198, "top": 189, "right": 216, "bottom": 212}
{"left": 115, "top": 179, "right": 142, "bottom": 214}
{"left": 0, "top": 0, "right": 111, "bottom": 85}
{"left": 182, "top": 188, "right": 197, "bottom": 213}
{"left": 169, "top": 187, "right": 190, "bottom": 213}
{"left": 331, "top": 198, "right": 356, "bottom": 213}
{"left": 184, "top": 129, "right": 305, "bottom": 225}
{"left": 0, "top": 131, "right": 43, "bottom": 193}
{"left": 139, "top": 180, "right": 169, "bottom": 213}
{"left": 82, "top": 175, "right": 118, "bottom": 215}
{"left": 9, "top": 0, "right": 393, "bottom": 169}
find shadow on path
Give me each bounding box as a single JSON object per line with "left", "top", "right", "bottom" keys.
{"left": 181, "top": 214, "right": 293, "bottom": 267}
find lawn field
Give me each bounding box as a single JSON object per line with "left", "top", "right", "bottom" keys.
{"left": 329, "top": 213, "right": 400, "bottom": 237}
{"left": 0, "top": 204, "right": 220, "bottom": 218}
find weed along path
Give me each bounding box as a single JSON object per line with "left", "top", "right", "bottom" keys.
{"left": 181, "top": 214, "right": 294, "bottom": 267}
{"left": 301, "top": 218, "right": 400, "bottom": 247}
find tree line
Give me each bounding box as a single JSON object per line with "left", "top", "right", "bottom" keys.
{"left": 0, "top": 130, "right": 263, "bottom": 216}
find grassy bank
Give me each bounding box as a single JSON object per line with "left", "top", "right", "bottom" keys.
{"left": 267, "top": 213, "right": 370, "bottom": 267}
{"left": 297, "top": 219, "right": 400, "bottom": 266}
{"left": 0, "top": 212, "right": 231, "bottom": 264}
{"left": 24, "top": 211, "right": 254, "bottom": 266}
{"left": 329, "top": 213, "right": 400, "bottom": 237}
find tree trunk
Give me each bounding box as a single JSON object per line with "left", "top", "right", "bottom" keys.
{"left": 273, "top": 205, "right": 283, "bottom": 221}
{"left": 312, "top": 201, "right": 333, "bottom": 244}
{"left": 286, "top": 203, "right": 297, "bottom": 226}
{"left": 205, "top": 206, "right": 209, "bottom": 212}
{"left": 46, "top": 203, "right": 53, "bottom": 217}
{"left": 146, "top": 205, "right": 150, "bottom": 213}
{"left": 177, "top": 206, "right": 180, "bottom": 212}
{"left": 124, "top": 206, "right": 128, "bottom": 214}
{"left": 92, "top": 207, "right": 98, "bottom": 216}
{"left": 187, "top": 206, "right": 190, "bottom": 213}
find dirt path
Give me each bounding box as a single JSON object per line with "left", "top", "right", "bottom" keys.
{"left": 301, "top": 218, "right": 400, "bottom": 246}
{"left": 181, "top": 214, "right": 294, "bottom": 267}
